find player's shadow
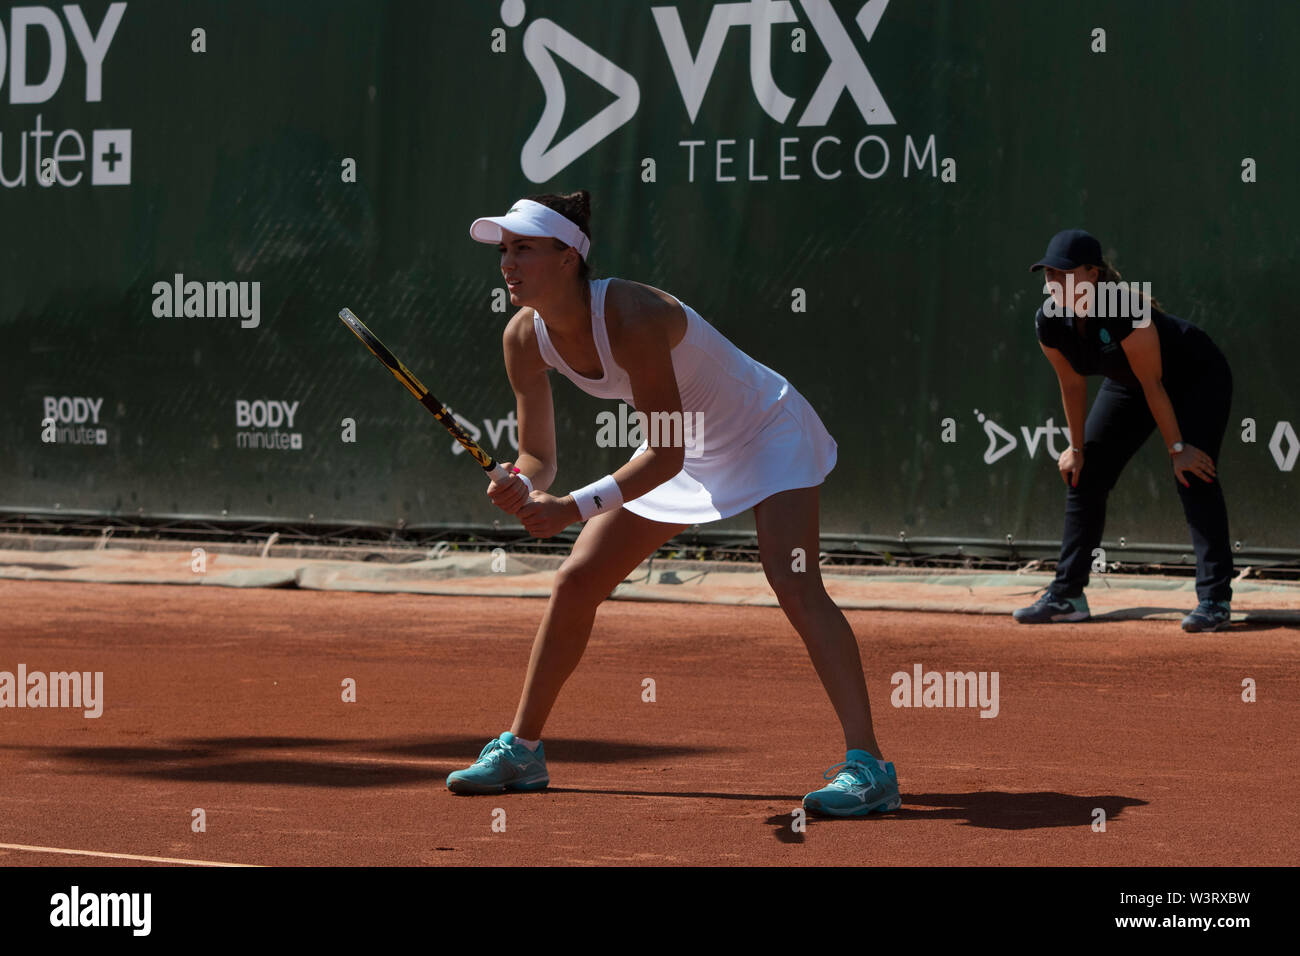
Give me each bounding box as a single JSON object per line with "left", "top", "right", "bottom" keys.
{"left": 790, "top": 791, "right": 1146, "bottom": 833}
{"left": 547, "top": 786, "right": 801, "bottom": 802}
{"left": 764, "top": 813, "right": 807, "bottom": 844}
{"left": 14, "top": 740, "right": 444, "bottom": 787}
{"left": 376, "top": 736, "right": 719, "bottom": 764}
{"left": 7, "top": 735, "right": 719, "bottom": 788}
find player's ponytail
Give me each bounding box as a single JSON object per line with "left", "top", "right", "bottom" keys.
{"left": 526, "top": 189, "right": 594, "bottom": 280}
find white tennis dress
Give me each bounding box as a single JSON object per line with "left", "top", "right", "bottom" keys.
{"left": 531, "top": 278, "right": 837, "bottom": 524}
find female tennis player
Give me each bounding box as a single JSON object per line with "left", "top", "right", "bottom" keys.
{"left": 444, "top": 190, "right": 900, "bottom": 817}
{"left": 1014, "top": 229, "right": 1235, "bottom": 632}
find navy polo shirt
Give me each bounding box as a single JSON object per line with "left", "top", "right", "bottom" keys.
{"left": 1035, "top": 304, "right": 1223, "bottom": 390}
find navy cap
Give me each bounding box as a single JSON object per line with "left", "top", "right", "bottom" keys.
{"left": 1029, "top": 229, "right": 1103, "bottom": 272}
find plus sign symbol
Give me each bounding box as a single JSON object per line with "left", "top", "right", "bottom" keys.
{"left": 91, "top": 129, "right": 132, "bottom": 185}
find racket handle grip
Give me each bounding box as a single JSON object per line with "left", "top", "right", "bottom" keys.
{"left": 486, "top": 462, "right": 511, "bottom": 483}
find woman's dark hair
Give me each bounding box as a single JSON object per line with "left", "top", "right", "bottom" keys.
{"left": 1095, "top": 254, "right": 1163, "bottom": 312}
{"left": 526, "top": 190, "right": 593, "bottom": 280}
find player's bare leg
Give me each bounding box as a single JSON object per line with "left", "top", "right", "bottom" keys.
{"left": 511, "top": 508, "right": 688, "bottom": 740}
{"left": 753, "top": 485, "right": 885, "bottom": 758}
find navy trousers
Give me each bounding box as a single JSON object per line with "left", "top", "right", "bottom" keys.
{"left": 1051, "top": 352, "right": 1234, "bottom": 603}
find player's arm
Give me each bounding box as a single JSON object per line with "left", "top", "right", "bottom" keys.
{"left": 605, "top": 281, "right": 687, "bottom": 502}
{"left": 1119, "top": 322, "right": 1183, "bottom": 452}
{"left": 1039, "top": 342, "right": 1088, "bottom": 451}
{"left": 503, "top": 308, "right": 558, "bottom": 492}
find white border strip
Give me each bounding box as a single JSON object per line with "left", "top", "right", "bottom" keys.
{"left": 0, "top": 842, "right": 259, "bottom": 867}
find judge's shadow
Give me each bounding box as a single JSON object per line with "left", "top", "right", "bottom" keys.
{"left": 1088, "top": 606, "right": 1299, "bottom": 630}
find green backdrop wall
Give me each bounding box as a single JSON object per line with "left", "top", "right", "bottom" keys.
{"left": 3, "top": 0, "right": 1297, "bottom": 555}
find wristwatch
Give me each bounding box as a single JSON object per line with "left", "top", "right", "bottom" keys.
{"left": 1169, "top": 441, "right": 1184, "bottom": 455}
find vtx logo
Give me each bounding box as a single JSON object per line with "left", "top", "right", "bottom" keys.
{"left": 1268, "top": 420, "right": 1297, "bottom": 472}
{"left": 501, "top": 0, "right": 893, "bottom": 183}
{"left": 971, "top": 410, "right": 1075, "bottom": 466}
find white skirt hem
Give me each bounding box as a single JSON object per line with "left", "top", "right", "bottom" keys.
{"left": 616, "top": 391, "right": 838, "bottom": 526}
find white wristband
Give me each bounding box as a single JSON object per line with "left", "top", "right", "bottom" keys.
{"left": 512, "top": 470, "right": 533, "bottom": 493}
{"left": 570, "top": 474, "right": 623, "bottom": 520}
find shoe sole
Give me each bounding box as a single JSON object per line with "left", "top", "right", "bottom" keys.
{"left": 1013, "top": 611, "right": 1090, "bottom": 624}
{"left": 1182, "top": 619, "right": 1231, "bottom": 633}
{"left": 446, "top": 775, "right": 549, "bottom": 795}
{"left": 803, "top": 793, "right": 902, "bottom": 818}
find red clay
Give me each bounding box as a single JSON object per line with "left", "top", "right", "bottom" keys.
{"left": 0, "top": 580, "right": 1296, "bottom": 866}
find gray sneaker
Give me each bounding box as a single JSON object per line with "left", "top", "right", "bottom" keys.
{"left": 1013, "top": 589, "right": 1090, "bottom": 623}
{"left": 1181, "top": 600, "right": 1232, "bottom": 633}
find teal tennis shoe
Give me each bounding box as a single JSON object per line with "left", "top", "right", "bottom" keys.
{"left": 446, "top": 732, "right": 549, "bottom": 794}
{"left": 803, "top": 750, "right": 902, "bottom": 817}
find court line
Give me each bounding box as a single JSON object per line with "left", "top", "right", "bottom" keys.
{"left": 0, "top": 842, "right": 260, "bottom": 867}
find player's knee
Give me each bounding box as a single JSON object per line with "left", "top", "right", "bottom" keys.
{"left": 553, "top": 560, "right": 610, "bottom": 605}
{"left": 765, "top": 568, "right": 825, "bottom": 614}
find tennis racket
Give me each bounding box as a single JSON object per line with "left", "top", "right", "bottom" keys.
{"left": 338, "top": 307, "right": 511, "bottom": 482}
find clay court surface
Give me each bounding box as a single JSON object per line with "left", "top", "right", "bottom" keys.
{"left": 1, "top": 579, "right": 1296, "bottom": 867}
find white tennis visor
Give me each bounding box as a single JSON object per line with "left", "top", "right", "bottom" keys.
{"left": 469, "top": 199, "right": 591, "bottom": 260}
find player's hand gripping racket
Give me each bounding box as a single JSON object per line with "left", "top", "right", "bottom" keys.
{"left": 338, "top": 307, "right": 511, "bottom": 483}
